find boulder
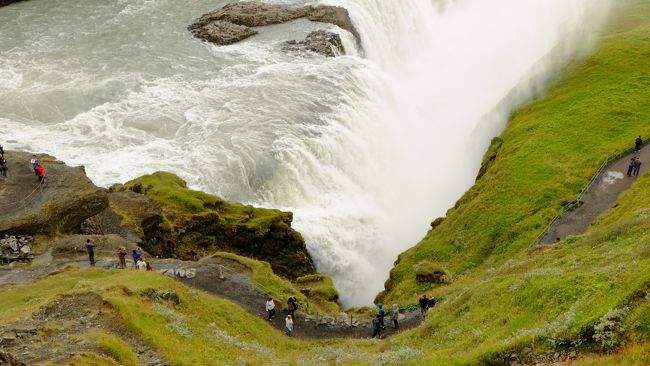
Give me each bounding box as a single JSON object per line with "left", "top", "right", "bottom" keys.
{"left": 189, "top": 1, "right": 360, "bottom": 48}
{"left": 285, "top": 30, "right": 345, "bottom": 57}
{"left": 0, "top": 152, "right": 108, "bottom": 237}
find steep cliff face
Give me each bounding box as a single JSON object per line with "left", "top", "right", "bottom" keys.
{"left": 113, "top": 172, "right": 316, "bottom": 279}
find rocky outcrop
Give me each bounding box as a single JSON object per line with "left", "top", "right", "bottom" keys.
{"left": 0, "top": 0, "right": 26, "bottom": 7}
{"left": 189, "top": 1, "right": 359, "bottom": 52}
{"left": 0, "top": 235, "right": 33, "bottom": 263}
{"left": 0, "top": 152, "right": 108, "bottom": 237}
{"left": 285, "top": 31, "right": 345, "bottom": 57}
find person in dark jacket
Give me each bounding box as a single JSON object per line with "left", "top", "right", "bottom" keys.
{"left": 377, "top": 303, "right": 385, "bottom": 328}
{"left": 0, "top": 154, "right": 7, "bottom": 177}
{"left": 627, "top": 157, "right": 636, "bottom": 177}
{"left": 287, "top": 296, "right": 297, "bottom": 319}
{"left": 635, "top": 136, "right": 643, "bottom": 152}
{"left": 86, "top": 239, "right": 95, "bottom": 266}
{"left": 633, "top": 157, "right": 642, "bottom": 177}
{"left": 419, "top": 295, "right": 428, "bottom": 317}
{"left": 371, "top": 314, "right": 383, "bottom": 339}
{"left": 0, "top": 145, "right": 4, "bottom": 155}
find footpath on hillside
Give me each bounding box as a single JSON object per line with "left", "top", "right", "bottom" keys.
{"left": 0, "top": 251, "right": 423, "bottom": 340}
{"left": 541, "top": 142, "right": 649, "bottom": 243}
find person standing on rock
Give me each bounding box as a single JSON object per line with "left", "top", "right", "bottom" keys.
{"left": 627, "top": 157, "right": 636, "bottom": 177}
{"left": 266, "top": 298, "right": 276, "bottom": 321}
{"left": 117, "top": 246, "right": 127, "bottom": 269}
{"left": 377, "top": 303, "right": 386, "bottom": 329}
{"left": 285, "top": 314, "right": 294, "bottom": 337}
{"left": 635, "top": 136, "right": 643, "bottom": 152}
{"left": 85, "top": 239, "right": 95, "bottom": 266}
{"left": 633, "top": 157, "right": 642, "bottom": 177}
{"left": 30, "top": 155, "right": 38, "bottom": 175}
{"left": 0, "top": 154, "right": 8, "bottom": 177}
{"left": 36, "top": 163, "right": 45, "bottom": 183}
{"left": 391, "top": 303, "right": 400, "bottom": 329}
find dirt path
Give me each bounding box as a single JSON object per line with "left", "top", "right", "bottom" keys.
{"left": 541, "top": 143, "right": 650, "bottom": 243}
{"left": 1, "top": 253, "right": 423, "bottom": 341}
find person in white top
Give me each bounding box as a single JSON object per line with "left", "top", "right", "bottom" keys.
{"left": 136, "top": 258, "right": 147, "bottom": 271}
{"left": 266, "top": 298, "right": 276, "bottom": 321}
{"left": 285, "top": 315, "right": 293, "bottom": 336}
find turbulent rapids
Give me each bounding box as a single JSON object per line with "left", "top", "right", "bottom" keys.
{"left": 0, "top": 0, "right": 613, "bottom": 305}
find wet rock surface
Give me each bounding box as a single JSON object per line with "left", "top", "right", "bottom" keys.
{"left": 285, "top": 30, "right": 345, "bottom": 57}
{"left": 189, "top": 1, "right": 359, "bottom": 52}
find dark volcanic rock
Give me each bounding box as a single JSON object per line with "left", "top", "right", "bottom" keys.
{"left": 0, "top": 0, "right": 26, "bottom": 7}
{"left": 191, "top": 20, "right": 258, "bottom": 46}
{"left": 0, "top": 152, "right": 108, "bottom": 237}
{"left": 189, "top": 1, "right": 359, "bottom": 49}
{"left": 285, "top": 30, "right": 345, "bottom": 57}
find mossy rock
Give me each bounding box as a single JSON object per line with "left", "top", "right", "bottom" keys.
{"left": 121, "top": 172, "right": 315, "bottom": 279}
{"left": 414, "top": 261, "right": 449, "bottom": 284}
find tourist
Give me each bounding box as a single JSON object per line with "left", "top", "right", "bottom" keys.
{"left": 635, "top": 136, "right": 643, "bottom": 152}
{"left": 86, "top": 239, "right": 95, "bottom": 266}
{"left": 36, "top": 163, "right": 45, "bottom": 183}
{"left": 136, "top": 257, "right": 147, "bottom": 271}
{"left": 377, "top": 303, "right": 385, "bottom": 328}
{"left": 419, "top": 295, "right": 428, "bottom": 317}
{"left": 132, "top": 249, "right": 141, "bottom": 269}
{"left": 30, "top": 155, "right": 38, "bottom": 175}
{"left": 117, "top": 246, "right": 127, "bottom": 269}
{"left": 428, "top": 296, "right": 437, "bottom": 310}
{"left": 391, "top": 303, "right": 400, "bottom": 329}
{"left": 287, "top": 296, "right": 298, "bottom": 319}
{"left": 633, "top": 157, "right": 642, "bottom": 177}
{"left": 266, "top": 298, "right": 276, "bottom": 321}
{"left": 627, "top": 157, "right": 635, "bottom": 177}
{"left": 371, "top": 314, "right": 383, "bottom": 339}
{"left": 285, "top": 314, "right": 294, "bottom": 337}
{"left": 0, "top": 154, "right": 7, "bottom": 177}
{"left": 146, "top": 261, "right": 153, "bottom": 271}
{"left": 0, "top": 145, "right": 4, "bottom": 155}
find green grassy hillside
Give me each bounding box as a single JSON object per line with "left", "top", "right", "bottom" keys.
{"left": 380, "top": 0, "right": 650, "bottom": 305}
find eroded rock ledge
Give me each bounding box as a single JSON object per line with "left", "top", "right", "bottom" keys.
{"left": 189, "top": 1, "right": 360, "bottom": 56}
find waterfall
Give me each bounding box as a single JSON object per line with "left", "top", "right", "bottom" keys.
{"left": 0, "top": 0, "right": 614, "bottom": 306}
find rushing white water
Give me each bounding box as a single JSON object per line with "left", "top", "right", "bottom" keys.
{"left": 0, "top": 0, "right": 613, "bottom": 305}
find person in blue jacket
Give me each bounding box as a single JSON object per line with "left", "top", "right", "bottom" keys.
{"left": 377, "top": 303, "right": 385, "bottom": 329}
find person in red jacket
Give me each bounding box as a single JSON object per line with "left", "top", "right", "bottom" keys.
{"left": 36, "top": 163, "right": 45, "bottom": 183}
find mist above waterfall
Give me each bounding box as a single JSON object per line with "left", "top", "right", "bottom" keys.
{"left": 0, "top": 0, "right": 614, "bottom": 306}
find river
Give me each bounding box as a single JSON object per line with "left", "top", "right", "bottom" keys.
{"left": 0, "top": 0, "right": 613, "bottom": 306}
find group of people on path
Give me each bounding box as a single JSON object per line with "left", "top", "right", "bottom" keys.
{"left": 419, "top": 294, "right": 437, "bottom": 318}
{"left": 371, "top": 303, "right": 402, "bottom": 339}
{"left": 85, "top": 238, "right": 151, "bottom": 270}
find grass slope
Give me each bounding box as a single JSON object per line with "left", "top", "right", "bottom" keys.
{"left": 381, "top": 0, "right": 650, "bottom": 305}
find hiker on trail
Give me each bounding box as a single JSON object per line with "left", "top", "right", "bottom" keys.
{"left": 628, "top": 157, "right": 635, "bottom": 177}
{"left": 0, "top": 154, "right": 8, "bottom": 177}
{"left": 428, "top": 296, "right": 437, "bottom": 309}
{"left": 371, "top": 314, "right": 383, "bottom": 339}
{"left": 419, "top": 295, "right": 428, "bottom": 317}
{"left": 146, "top": 261, "right": 153, "bottom": 271}
{"left": 136, "top": 257, "right": 147, "bottom": 271}
{"left": 85, "top": 239, "right": 95, "bottom": 266}
{"left": 633, "top": 157, "right": 642, "bottom": 177}
{"left": 132, "top": 249, "right": 141, "bottom": 268}
{"left": 391, "top": 303, "right": 400, "bottom": 329}
{"left": 30, "top": 155, "right": 38, "bottom": 175}
{"left": 0, "top": 145, "right": 4, "bottom": 155}
{"left": 136, "top": 247, "right": 143, "bottom": 258}
{"left": 635, "top": 136, "right": 643, "bottom": 152}
{"left": 36, "top": 163, "right": 45, "bottom": 183}
{"left": 377, "top": 303, "right": 385, "bottom": 328}
{"left": 266, "top": 298, "right": 276, "bottom": 321}
{"left": 117, "top": 246, "right": 127, "bottom": 269}
{"left": 285, "top": 314, "right": 294, "bottom": 337}
{"left": 287, "top": 296, "right": 298, "bottom": 319}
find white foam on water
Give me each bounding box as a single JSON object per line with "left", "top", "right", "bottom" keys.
{"left": 0, "top": 0, "right": 614, "bottom": 306}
